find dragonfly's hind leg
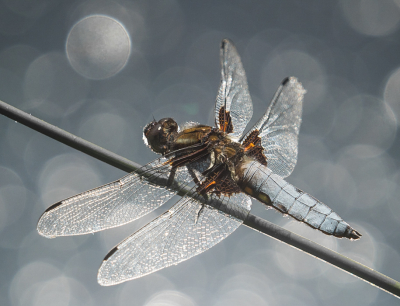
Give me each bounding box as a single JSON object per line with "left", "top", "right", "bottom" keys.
{"left": 194, "top": 204, "right": 205, "bottom": 224}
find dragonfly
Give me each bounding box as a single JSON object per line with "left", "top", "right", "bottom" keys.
{"left": 37, "top": 39, "right": 361, "bottom": 286}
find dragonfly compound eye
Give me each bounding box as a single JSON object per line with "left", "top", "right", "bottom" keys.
{"left": 143, "top": 118, "right": 178, "bottom": 154}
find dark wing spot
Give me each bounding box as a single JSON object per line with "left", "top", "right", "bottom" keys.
{"left": 103, "top": 246, "right": 119, "bottom": 261}
{"left": 281, "top": 77, "right": 290, "bottom": 85}
{"left": 45, "top": 201, "right": 62, "bottom": 212}
{"left": 221, "top": 40, "right": 226, "bottom": 49}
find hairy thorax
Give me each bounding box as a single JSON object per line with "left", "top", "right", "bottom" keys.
{"left": 170, "top": 126, "right": 246, "bottom": 185}
{"left": 144, "top": 118, "right": 267, "bottom": 196}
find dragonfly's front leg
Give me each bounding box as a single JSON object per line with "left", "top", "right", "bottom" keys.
{"left": 166, "top": 166, "right": 177, "bottom": 187}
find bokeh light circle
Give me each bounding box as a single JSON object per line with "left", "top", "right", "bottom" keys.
{"left": 66, "top": 15, "right": 131, "bottom": 80}
{"left": 144, "top": 290, "right": 196, "bottom": 306}
{"left": 340, "top": 0, "right": 400, "bottom": 36}
{"left": 384, "top": 66, "right": 400, "bottom": 125}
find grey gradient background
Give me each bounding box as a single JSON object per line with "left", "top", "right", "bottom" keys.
{"left": 1, "top": 1, "right": 400, "bottom": 305}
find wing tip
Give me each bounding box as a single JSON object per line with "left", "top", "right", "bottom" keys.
{"left": 281, "top": 76, "right": 300, "bottom": 85}
{"left": 97, "top": 273, "right": 116, "bottom": 286}
{"left": 221, "top": 38, "right": 229, "bottom": 47}
{"left": 97, "top": 272, "right": 112, "bottom": 286}
{"left": 37, "top": 202, "right": 63, "bottom": 239}
{"left": 281, "top": 76, "right": 306, "bottom": 95}
{"left": 221, "top": 38, "right": 235, "bottom": 50}
{"left": 97, "top": 246, "right": 119, "bottom": 286}
{"left": 37, "top": 228, "right": 56, "bottom": 239}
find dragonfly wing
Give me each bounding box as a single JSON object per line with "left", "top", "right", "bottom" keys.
{"left": 37, "top": 158, "right": 193, "bottom": 238}
{"left": 240, "top": 77, "right": 305, "bottom": 178}
{"left": 215, "top": 39, "right": 253, "bottom": 139}
{"left": 97, "top": 192, "right": 251, "bottom": 286}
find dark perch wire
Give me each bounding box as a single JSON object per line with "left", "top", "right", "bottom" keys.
{"left": 1, "top": 99, "right": 400, "bottom": 298}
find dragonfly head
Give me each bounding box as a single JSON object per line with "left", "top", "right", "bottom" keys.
{"left": 143, "top": 118, "right": 178, "bottom": 154}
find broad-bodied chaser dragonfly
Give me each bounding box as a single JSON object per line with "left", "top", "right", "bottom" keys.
{"left": 37, "top": 39, "right": 361, "bottom": 286}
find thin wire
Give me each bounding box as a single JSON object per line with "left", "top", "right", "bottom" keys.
{"left": 1, "top": 99, "right": 399, "bottom": 298}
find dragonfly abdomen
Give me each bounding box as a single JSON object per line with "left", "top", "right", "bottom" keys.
{"left": 236, "top": 160, "right": 361, "bottom": 240}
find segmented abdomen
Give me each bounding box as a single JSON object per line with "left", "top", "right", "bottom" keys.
{"left": 236, "top": 160, "right": 361, "bottom": 240}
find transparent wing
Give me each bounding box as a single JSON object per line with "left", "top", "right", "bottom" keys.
{"left": 240, "top": 77, "right": 305, "bottom": 178}
{"left": 97, "top": 191, "right": 251, "bottom": 286}
{"left": 37, "top": 158, "right": 194, "bottom": 238}
{"left": 215, "top": 39, "right": 253, "bottom": 139}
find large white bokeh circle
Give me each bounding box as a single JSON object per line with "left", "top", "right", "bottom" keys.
{"left": 66, "top": 15, "right": 131, "bottom": 80}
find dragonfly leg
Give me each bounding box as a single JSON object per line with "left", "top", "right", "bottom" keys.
{"left": 166, "top": 166, "right": 177, "bottom": 187}
{"left": 194, "top": 204, "right": 205, "bottom": 224}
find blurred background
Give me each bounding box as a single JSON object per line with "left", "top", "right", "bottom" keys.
{"left": 1, "top": 0, "right": 400, "bottom": 305}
